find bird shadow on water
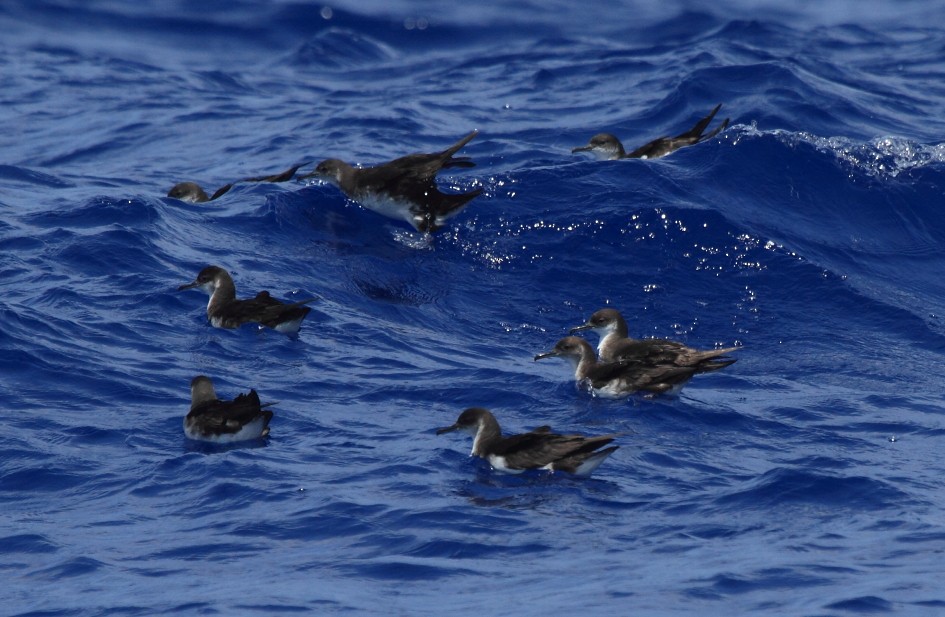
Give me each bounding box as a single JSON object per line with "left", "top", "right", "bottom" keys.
{"left": 181, "top": 436, "right": 271, "bottom": 455}
{"left": 446, "top": 457, "right": 624, "bottom": 511}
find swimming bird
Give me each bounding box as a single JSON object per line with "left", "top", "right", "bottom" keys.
{"left": 572, "top": 104, "right": 729, "bottom": 160}
{"left": 184, "top": 375, "right": 273, "bottom": 442}
{"left": 167, "top": 164, "right": 304, "bottom": 203}
{"left": 570, "top": 307, "right": 739, "bottom": 369}
{"left": 534, "top": 336, "right": 708, "bottom": 397}
{"left": 178, "top": 265, "right": 316, "bottom": 333}
{"left": 436, "top": 407, "right": 618, "bottom": 476}
{"left": 302, "top": 130, "right": 482, "bottom": 233}
{"left": 168, "top": 181, "right": 216, "bottom": 203}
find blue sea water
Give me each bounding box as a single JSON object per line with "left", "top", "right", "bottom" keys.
{"left": 3, "top": 0, "right": 945, "bottom": 614}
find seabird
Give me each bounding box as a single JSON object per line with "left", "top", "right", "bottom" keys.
{"left": 168, "top": 181, "right": 215, "bottom": 203}
{"left": 570, "top": 307, "right": 739, "bottom": 368}
{"left": 572, "top": 104, "right": 729, "bottom": 160}
{"left": 534, "top": 336, "right": 712, "bottom": 397}
{"left": 436, "top": 407, "right": 618, "bottom": 476}
{"left": 178, "top": 265, "right": 316, "bottom": 333}
{"left": 184, "top": 375, "right": 273, "bottom": 442}
{"left": 167, "top": 164, "right": 304, "bottom": 203}
{"left": 302, "top": 130, "right": 482, "bottom": 233}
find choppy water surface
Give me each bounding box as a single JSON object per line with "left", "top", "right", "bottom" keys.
{"left": 3, "top": 1, "right": 945, "bottom": 615}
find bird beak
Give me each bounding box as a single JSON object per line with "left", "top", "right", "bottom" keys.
{"left": 298, "top": 169, "right": 318, "bottom": 180}
{"left": 572, "top": 145, "right": 592, "bottom": 153}
{"left": 569, "top": 323, "right": 593, "bottom": 334}
{"left": 533, "top": 350, "right": 559, "bottom": 361}
{"left": 177, "top": 280, "right": 200, "bottom": 291}
{"left": 436, "top": 424, "right": 459, "bottom": 435}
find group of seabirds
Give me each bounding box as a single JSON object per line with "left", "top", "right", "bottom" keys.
{"left": 176, "top": 104, "right": 735, "bottom": 478}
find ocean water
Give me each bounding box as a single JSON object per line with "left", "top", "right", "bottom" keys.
{"left": 3, "top": 0, "right": 945, "bottom": 614}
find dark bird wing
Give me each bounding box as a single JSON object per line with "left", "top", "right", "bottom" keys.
{"left": 208, "top": 165, "right": 304, "bottom": 201}
{"left": 626, "top": 104, "right": 728, "bottom": 159}
{"left": 611, "top": 339, "right": 737, "bottom": 372}
{"left": 209, "top": 183, "right": 235, "bottom": 200}
{"left": 242, "top": 164, "right": 304, "bottom": 183}
{"left": 216, "top": 292, "right": 316, "bottom": 328}
{"left": 188, "top": 390, "right": 272, "bottom": 435}
{"left": 586, "top": 361, "right": 700, "bottom": 394}
{"left": 354, "top": 131, "right": 478, "bottom": 190}
{"left": 672, "top": 103, "right": 723, "bottom": 142}
{"left": 382, "top": 130, "right": 479, "bottom": 181}
{"left": 353, "top": 131, "right": 482, "bottom": 232}
{"left": 494, "top": 432, "right": 617, "bottom": 469}
{"left": 609, "top": 338, "right": 689, "bottom": 364}
{"left": 626, "top": 364, "right": 700, "bottom": 393}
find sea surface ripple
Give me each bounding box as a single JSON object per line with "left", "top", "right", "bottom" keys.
{"left": 2, "top": 1, "right": 945, "bottom": 615}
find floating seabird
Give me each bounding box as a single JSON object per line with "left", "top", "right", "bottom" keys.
{"left": 436, "top": 407, "right": 618, "bottom": 476}
{"left": 535, "top": 336, "right": 714, "bottom": 397}
{"left": 168, "top": 181, "right": 216, "bottom": 203}
{"left": 168, "top": 164, "right": 304, "bottom": 203}
{"left": 572, "top": 104, "right": 729, "bottom": 160}
{"left": 570, "top": 307, "right": 739, "bottom": 368}
{"left": 178, "top": 265, "right": 316, "bottom": 333}
{"left": 184, "top": 375, "right": 273, "bottom": 442}
{"left": 303, "top": 131, "right": 482, "bottom": 233}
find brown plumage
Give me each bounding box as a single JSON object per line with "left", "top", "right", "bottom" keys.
{"left": 436, "top": 407, "right": 619, "bottom": 476}
{"left": 572, "top": 104, "right": 729, "bottom": 160}
{"left": 167, "top": 164, "right": 304, "bottom": 203}
{"left": 304, "top": 131, "right": 482, "bottom": 233}
{"left": 535, "top": 336, "right": 703, "bottom": 397}
{"left": 570, "top": 308, "right": 739, "bottom": 371}
{"left": 178, "top": 265, "right": 316, "bottom": 334}
{"left": 184, "top": 375, "right": 273, "bottom": 442}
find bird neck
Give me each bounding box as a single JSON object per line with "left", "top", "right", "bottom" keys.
{"left": 335, "top": 162, "right": 358, "bottom": 193}
{"left": 207, "top": 275, "right": 237, "bottom": 316}
{"left": 471, "top": 415, "right": 502, "bottom": 457}
{"left": 573, "top": 341, "right": 598, "bottom": 380}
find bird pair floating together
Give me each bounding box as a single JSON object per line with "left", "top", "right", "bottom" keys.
{"left": 536, "top": 308, "right": 738, "bottom": 397}
{"left": 436, "top": 307, "right": 740, "bottom": 476}
{"left": 168, "top": 105, "right": 730, "bottom": 233}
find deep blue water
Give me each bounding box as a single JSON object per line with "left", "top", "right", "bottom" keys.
{"left": 3, "top": 1, "right": 945, "bottom": 615}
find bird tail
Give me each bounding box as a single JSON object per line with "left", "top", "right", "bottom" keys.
{"left": 690, "top": 346, "right": 739, "bottom": 373}
{"left": 572, "top": 446, "right": 620, "bottom": 477}
{"left": 422, "top": 188, "right": 484, "bottom": 232}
